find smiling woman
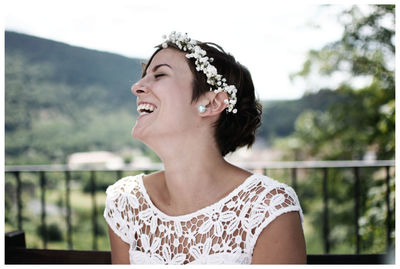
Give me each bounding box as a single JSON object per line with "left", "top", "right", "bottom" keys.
{"left": 103, "top": 31, "right": 306, "bottom": 264}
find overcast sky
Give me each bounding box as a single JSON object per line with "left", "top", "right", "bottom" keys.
{"left": 4, "top": 0, "right": 367, "bottom": 100}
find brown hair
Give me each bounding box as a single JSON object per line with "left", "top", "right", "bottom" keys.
{"left": 143, "top": 41, "right": 262, "bottom": 156}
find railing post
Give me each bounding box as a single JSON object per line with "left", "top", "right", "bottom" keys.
{"left": 353, "top": 167, "right": 360, "bottom": 254}
{"left": 322, "top": 168, "right": 330, "bottom": 254}
{"left": 14, "top": 171, "right": 23, "bottom": 231}
{"left": 291, "top": 168, "right": 297, "bottom": 192}
{"left": 90, "top": 171, "right": 98, "bottom": 250}
{"left": 385, "top": 166, "right": 392, "bottom": 251}
{"left": 65, "top": 171, "right": 73, "bottom": 250}
{"left": 263, "top": 168, "right": 268, "bottom": 176}
{"left": 40, "top": 171, "right": 47, "bottom": 249}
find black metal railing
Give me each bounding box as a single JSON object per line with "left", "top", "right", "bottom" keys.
{"left": 5, "top": 160, "right": 395, "bottom": 254}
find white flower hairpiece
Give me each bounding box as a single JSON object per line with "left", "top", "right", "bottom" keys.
{"left": 161, "top": 31, "right": 238, "bottom": 114}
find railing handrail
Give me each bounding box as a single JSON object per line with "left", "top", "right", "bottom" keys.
{"left": 4, "top": 159, "right": 395, "bottom": 172}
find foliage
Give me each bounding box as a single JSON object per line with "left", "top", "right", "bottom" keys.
{"left": 280, "top": 5, "right": 395, "bottom": 253}
{"left": 288, "top": 5, "right": 394, "bottom": 160}
{"left": 359, "top": 168, "right": 395, "bottom": 253}
{"left": 36, "top": 223, "right": 63, "bottom": 241}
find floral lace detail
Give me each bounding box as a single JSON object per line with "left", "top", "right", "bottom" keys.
{"left": 104, "top": 173, "right": 303, "bottom": 264}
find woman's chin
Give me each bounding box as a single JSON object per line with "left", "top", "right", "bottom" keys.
{"left": 131, "top": 125, "right": 143, "bottom": 140}
{"left": 132, "top": 124, "right": 153, "bottom": 143}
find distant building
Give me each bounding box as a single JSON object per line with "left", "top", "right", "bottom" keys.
{"left": 225, "top": 145, "right": 283, "bottom": 164}
{"left": 68, "top": 151, "right": 124, "bottom": 169}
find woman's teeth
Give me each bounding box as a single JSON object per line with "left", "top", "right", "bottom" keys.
{"left": 137, "top": 103, "right": 156, "bottom": 115}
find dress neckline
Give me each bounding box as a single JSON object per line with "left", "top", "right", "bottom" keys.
{"left": 137, "top": 173, "right": 258, "bottom": 221}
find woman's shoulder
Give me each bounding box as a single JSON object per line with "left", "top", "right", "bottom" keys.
{"left": 240, "top": 174, "right": 303, "bottom": 217}
{"left": 104, "top": 173, "right": 148, "bottom": 245}
{"left": 105, "top": 173, "right": 144, "bottom": 196}
{"left": 243, "top": 173, "right": 304, "bottom": 222}
{"left": 242, "top": 173, "right": 294, "bottom": 193}
{"left": 105, "top": 170, "right": 164, "bottom": 197}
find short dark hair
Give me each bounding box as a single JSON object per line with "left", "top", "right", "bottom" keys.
{"left": 143, "top": 41, "right": 262, "bottom": 156}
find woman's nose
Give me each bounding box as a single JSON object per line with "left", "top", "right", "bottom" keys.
{"left": 131, "top": 80, "right": 149, "bottom": 96}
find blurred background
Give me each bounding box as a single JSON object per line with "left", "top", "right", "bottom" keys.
{"left": 3, "top": 0, "right": 395, "bottom": 258}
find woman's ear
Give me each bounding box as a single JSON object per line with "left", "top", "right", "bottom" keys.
{"left": 198, "top": 91, "right": 229, "bottom": 117}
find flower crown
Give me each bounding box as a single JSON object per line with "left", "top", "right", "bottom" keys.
{"left": 161, "top": 31, "right": 238, "bottom": 114}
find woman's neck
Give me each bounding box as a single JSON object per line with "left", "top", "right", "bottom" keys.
{"left": 144, "top": 131, "right": 241, "bottom": 214}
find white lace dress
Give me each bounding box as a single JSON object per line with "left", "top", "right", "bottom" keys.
{"left": 104, "top": 173, "right": 303, "bottom": 264}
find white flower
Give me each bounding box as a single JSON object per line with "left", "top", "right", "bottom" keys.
{"left": 271, "top": 192, "right": 286, "bottom": 207}
{"left": 198, "top": 204, "right": 236, "bottom": 236}
{"left": 134, "top": 234, "right": 164, "bottom": 264}
{"left": 106, "top": 177, "right": 135, "bottom": 197}
{"left": 141, "top": 234, "right": 160, "bottom": 252}
{"left": 247, "top": 202, "right": 269, "bottom": 230}
{"left": 183, "top": 230, "right": 196, "bottom": 243}
{"left": 116, "top": 193, "right": 139, "bottom": 219}
{"left": 226, "top": 203, "right": 252, "bottom": 234}
{"left": 138, "top": 208, "right": 158, "bottom": 234}
{"left": 162, "top": 244, "right": 186, "bottom": 264}
{"left": 161, "top": 31, "right": 238, "bottom": 114}
{"left": 266, "top": 188, "right": 297, "bottom": 215}
{"left": 189, "top": 238, "right": 212, "bottom": 264}
{"left": 130, "top": 219, "right": 143, "bottom": 234}
{"left": 242, "top": 176, "right": 260, "bottom": 192}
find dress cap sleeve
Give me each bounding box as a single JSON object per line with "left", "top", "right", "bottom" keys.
{"left": 104, "top": 176, "right": 141, "bottom": 244}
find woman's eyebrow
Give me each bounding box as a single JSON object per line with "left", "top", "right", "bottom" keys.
{"left": 143, "top": 63, "right": 172, "bottom": 77}
{"left": 152, "top": 63, "right": 172, "bottom": 72}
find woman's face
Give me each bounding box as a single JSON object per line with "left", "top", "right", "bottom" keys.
{"left": 131, "top": 48, "right": 199, "bottom": 143}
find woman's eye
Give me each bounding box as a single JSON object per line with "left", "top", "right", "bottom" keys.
{"left": 154, "top": 73, "right": 165, "bottom": 79}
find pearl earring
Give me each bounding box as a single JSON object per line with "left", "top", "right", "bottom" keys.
{"left": 198, "top": 105, "right": 207, "bottom": 113}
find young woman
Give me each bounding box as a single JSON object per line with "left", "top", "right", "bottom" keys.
{"left": 104, "top": 32, "right": 306, "bottom": 264}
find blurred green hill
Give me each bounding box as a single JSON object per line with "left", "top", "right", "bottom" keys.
{"left": 5, "top": 31, "right": 146, "bottom": 164}
{"left": 5, "top": 31, "right": 339, "bottom": 164}
{"left": 5, "top": 31, "right": 142, "bottom": 108}
{"left": 258, "top": 89, "right": 344, "bottom": 141}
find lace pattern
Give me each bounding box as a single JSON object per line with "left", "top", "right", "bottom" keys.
{"left": 104, "top": 173, "right": 303, "bottom": 264}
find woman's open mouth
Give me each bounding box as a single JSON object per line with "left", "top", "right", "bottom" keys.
{"left": 137, "top": 103, "right": 157, "bottom": 116}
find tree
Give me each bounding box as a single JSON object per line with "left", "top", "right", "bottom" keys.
{"left": 282, "top": 5, "right": 395, "bottom": 254}
{"left": 289, "top": 5, "right": 394, "bottom": 160}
